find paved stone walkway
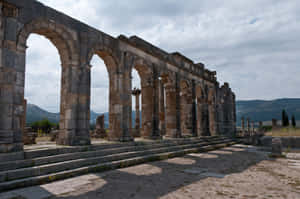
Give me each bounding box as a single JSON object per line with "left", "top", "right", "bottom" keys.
{"left": 1, "top": 144, "right": 300, "bottom": 199}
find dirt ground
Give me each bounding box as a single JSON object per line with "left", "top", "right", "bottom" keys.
{"left": 1, "top": 144, "right": 300, "bottom": 199}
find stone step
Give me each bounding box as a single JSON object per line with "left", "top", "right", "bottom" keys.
{"left": 0, "top": 137, "right": 224, "bottom": 172}
{"left": 0, "top": 140, "right": 237, "bottom": 192}
{"left": 0, "top": 138, "right": 231, "bottom": 183}
{"left": 20, "top": 136, "right": 222, "bottom": 160}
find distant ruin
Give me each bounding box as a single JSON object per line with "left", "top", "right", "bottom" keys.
{"left": 0, "top": 0, "right": 236, "bottom": 153}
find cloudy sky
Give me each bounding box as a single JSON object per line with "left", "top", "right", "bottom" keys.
{"left": 25, "top": 0, "right": 300, "bottom": 113}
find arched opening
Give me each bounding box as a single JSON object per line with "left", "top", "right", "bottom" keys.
{"left": 24, "top": 34, "right": 61, "bottom": 145}
{"left": 131, "top": 62, "right": 158, "bottom": 139}
{"left": 87, "top": 49, "right": 120, "bottom": 141}
{"left": 131, "top": 68, "right": 141, "bottom": 137}
{"left": 16, "top": 19, "right": 91, "bottom": 147}
{"left": 18, "top": 19, "right": 79, "bottom": 146}
{"left": 89, "top": 55, "right": 109, "bottom": 140}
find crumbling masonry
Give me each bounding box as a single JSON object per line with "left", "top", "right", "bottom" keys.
{"left": 0, "top": 0, "right": 236, "bottom": 153}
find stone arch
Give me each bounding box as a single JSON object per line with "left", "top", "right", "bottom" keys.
{"left": 87, "top": 44, "right": 119, "bottom": 76}
{"left": 16, "top": 18, "right": 89, "bottom": 146}
{"left": 131, "top": 58, "right": 157, "bottom": 139}
{"left": 17, "top": 18, "right": 79, "bottom": 66}
{"left": 132, "top": 58, "right": 153, "bottom": 81}
{"left": 87, "top": 44, "right": 122, "bottom": 141}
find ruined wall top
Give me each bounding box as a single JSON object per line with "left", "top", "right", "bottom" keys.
{"left": 3, "top": 0, "right": 222, "bottom": 84}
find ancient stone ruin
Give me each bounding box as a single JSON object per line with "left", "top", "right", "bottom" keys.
{"left": 91, "top": 115, "right": 107, "bottom": 138}
{"left": 0, "top": 0, "right": 236, "bottom": 153}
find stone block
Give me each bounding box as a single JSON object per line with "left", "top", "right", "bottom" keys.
{"left": 271, "top": 138, "right": 282, "bottom": 156}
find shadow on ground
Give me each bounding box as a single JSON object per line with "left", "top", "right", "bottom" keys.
{"left": 39, "top": 145, "right": 270, "bottom": 199}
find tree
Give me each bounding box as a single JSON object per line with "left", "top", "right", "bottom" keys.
{"left": 30, "top": 119, "right": 56, "bottom": 134}
{"left": 292, "top": 115, "right": 296, "bottom": 128}
{"left": 286, "top": 114, "right": 290, "bottom": 127}
{"left": 282, "top": 110, "right": 287, "bottom": 126}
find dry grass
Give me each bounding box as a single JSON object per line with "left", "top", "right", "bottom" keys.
{"left": 36, "top": 136, "right": 51, "bottom": 142}
{"left": 265, "top": 127, "right": 300, "bottom": 137}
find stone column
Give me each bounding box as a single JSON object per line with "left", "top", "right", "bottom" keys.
{"left": 159, "top": 79, "right": 166, "bottom": 135}
{"left": 272, "top": 119, "right": 277, "bottom": 128}
{"left": 180, "top": 83, "right": 194, "bottom": 137}
{"left": 22, "top": 99, "right": 27, "bottom": 134}
{"left": 120, "top": 63, "right": 134, "bottom": 142}
{"left": 191, "top": 80, "right": 197, "bottom": 136}
{"left": 196, "top": 85, "right": 210, "bottom": 137}
{"left": 251, "top": 121, "right": 255, "bottom": 135}
{"left": 208, "top": 88, "right": 217, "bottom": 136}
{"left": 247, "top": 118, "right": 250, "bottom": 136}
{"left": 132, "top": 88, "right": 141, "bottom": 136}
{"left": 241, "top": 117, "right": 245, "bottom": 134}
{"left": 259, "top": 121, "right": 263, "bottom": 130}
{"left": 0, "top": 19, "right": 25, "bottom": 152}
{"left": 164, "top": 75, "right": 179, "bottom": 138}
{"left": 57, "top": 64, "right": 91, "bottom": 146}
{"left": 197, "top": 99, "right": 207, "bottom": 136}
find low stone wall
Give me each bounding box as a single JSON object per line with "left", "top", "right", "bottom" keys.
{"left": 260, "top": 136, "right": 300, "bottom": 149}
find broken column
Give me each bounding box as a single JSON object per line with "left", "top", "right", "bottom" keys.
{"left": 241, "top": 117, "right": 245, "bottom": 135}
{"left": 91, "top": 115, "right": 106, "bottom": 138}
{"left": 272, "top": 119, "right": 278, "bottom": 129}
{"left": 132, "top": 88, "right": 141, "bottom": 137}
{"left": 247, "top": 118, "right": 250, "bottom": 136}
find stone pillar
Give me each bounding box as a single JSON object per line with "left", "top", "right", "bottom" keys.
{"left": 141, "top": 76, "right": 157, "bottom": 139}
{"left": 196, "top": 85, "right": 210, "bottom": 137}
{"left": 180, "top": 82, "right": 194, "bottom": 137}
{"left": 241, "top": 117, "right": 245, "bottom": 134}
{"left": 259, "top": 121, "right": 263, "bottom": 130}
{"left": 159, "top": 79, "right": 166, "bottom": 135}
{"left": 22, "top": 99, "right": 27, "bottom": 133}
{"left": 164, "top": 75, "right": 179, "bottom": 138}
{"left": 57, "top": 64, "right": 91, "bottom": 146}
{"left": 0, "top": 7, "right": 24, "bottom": 152}
{"left": 197, "top": 100, "right": 208, "bottom": 136}
{"left": 272, "top": 119, "right": 277, "bottom": 129}
{"left": 191, "top": 80, "right": 197, "bottom": 136}
{"left": 247, "top": 118, "right": 250, "bottom": 136}
{"left": 119, "top": 62, "right": 134, "bottom": 142}
{"left": 91, "top": 115, "right": 106, "bottom": 138}
{"left": 208, "top": 88, "right": 217, "bottom": 136}
{"left": 132, "top": 88, "right": 141, "bottom": 136}
{"left": 175, "top": 74, "right": 181, "bottom": 137}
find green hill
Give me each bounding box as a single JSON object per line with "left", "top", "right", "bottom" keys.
{"left": 26, "top": 98, "right": 300, "bottom": 127}
{"left": 236, "top": 98, "right": 300, "bottom": 126}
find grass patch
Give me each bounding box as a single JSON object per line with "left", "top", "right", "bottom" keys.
{"left": 265, "top": 127, "right": 300, "bottom": 137}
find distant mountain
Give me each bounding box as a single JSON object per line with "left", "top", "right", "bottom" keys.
{"left": 27, "top": 98, "right": 300, "bottom": 128}
{"left": 26, "top": 104, "right": 60, "bottom": 124}
{"left": 236, "top": 98, "right": 300, "bottom": 126}
{"left": 26, "top": 104, "right": 136, "bottom": 128}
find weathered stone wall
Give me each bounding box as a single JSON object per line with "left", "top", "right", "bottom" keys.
{"left": 216, "top": 83, "right": 236, "bottom": 137}
{"left": 0, "top": 0, "right": 236, "bottom": 152}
